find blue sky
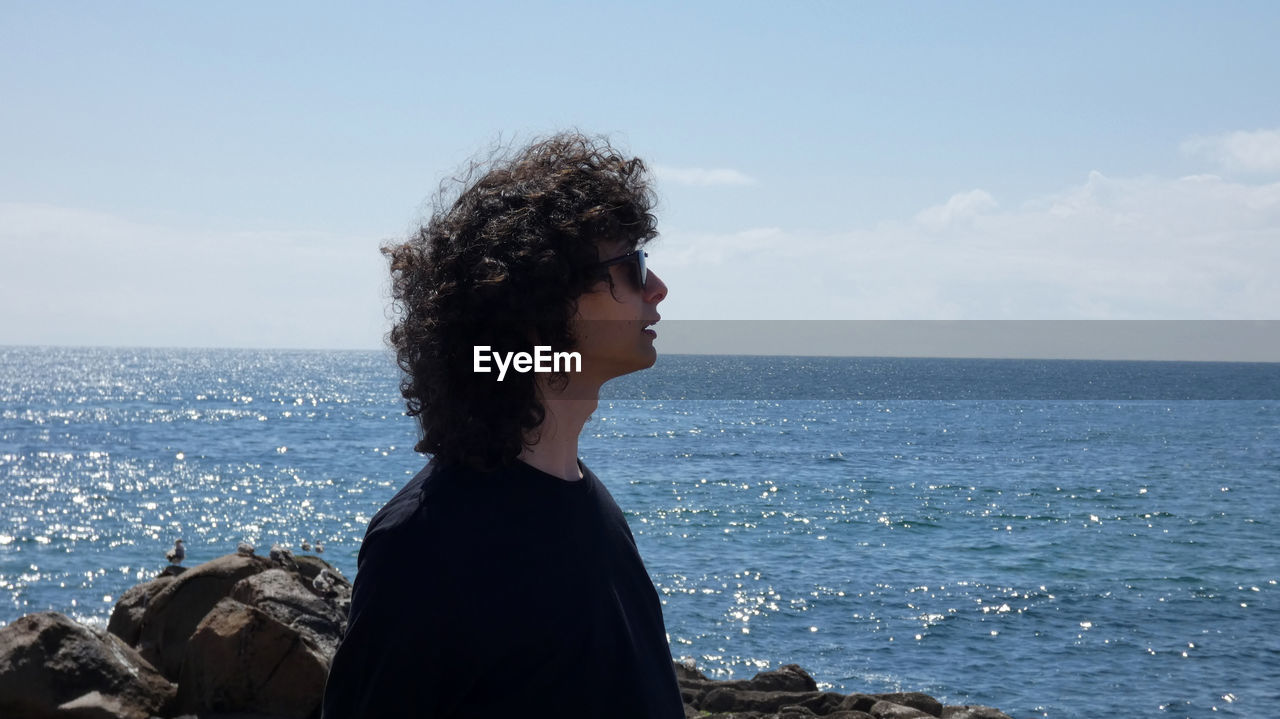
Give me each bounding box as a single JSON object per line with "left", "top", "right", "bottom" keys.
{"left": 2, "top": 2, "right": 1278, "bottom": 351}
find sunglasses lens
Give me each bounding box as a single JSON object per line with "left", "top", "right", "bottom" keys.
{"left": 597, "top": 249, "right": 648, "bottom": 290}
{"left": 635, "top": 251, "right": 647, "bottom": 290}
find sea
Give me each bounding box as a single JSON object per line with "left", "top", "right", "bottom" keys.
{"left": 1, "top": 346, "right": 1277, "bottom": 718}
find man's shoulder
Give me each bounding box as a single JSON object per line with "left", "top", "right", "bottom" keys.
{"left": 366, "top": 458, "right": 465, "bottom": 536}
{"left": 364, "top": 458, "right": 538, "bottom": 539}
{"left": 355, "top": 458, "right": 474, "bottom": 573}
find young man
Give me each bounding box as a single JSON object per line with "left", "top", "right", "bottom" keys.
{"left": 321, "top": 134, "right": 683, "bottom": 717}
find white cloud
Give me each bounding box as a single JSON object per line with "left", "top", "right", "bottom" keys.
{"left": 1182, "top": 128, "right": 1280, "bottom": 173}
{"left": 652, "top": 165, "right": 756, "bottom": 186}
{"left": 656, "top": 172, "right": 1280, "bottom": 321}
{"left": 0, "top": 203, "right": 388, "bottom": 349}
{"left": 660, "top": 227, "right": 784, "bottom": 268}
{"left": 8, "top": 168, "right": 1279, "bottom": 349}
{"left": 914, "top": 189, "right": 998, "bottom": 231}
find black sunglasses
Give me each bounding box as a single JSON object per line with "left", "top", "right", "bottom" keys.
{"left": 594, "top": 249, "right": 648, "bottom": 291}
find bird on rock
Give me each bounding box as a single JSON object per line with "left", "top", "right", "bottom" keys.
{"left": 301, "top": 540, "right": 312, "bottom": 552}
{"left": 312, "top": 568, "right": 338, "bottom": 595}
{"left": 165, "top": 539, "right": 186, "bottom": 565}
{"left": 269, "top": 543, "right": 297, "bottom": 570}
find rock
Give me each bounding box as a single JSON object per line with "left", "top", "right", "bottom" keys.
{"left": 0, "top": 612, "right": 176, "bottom": 719}
{"left": 940, "top": 707, "right": 1014, "bottom": 719}
{"left": 106, "top": 574, "right": 177, "bottom": 646}
{"left": 14, "top": 545, "right": 1025, "bottom": 719}
{"left": 136, "top": 553, "right": 272, "bottom": 680}
{"left": 57, "top": 690, "right": 136, "bottom": 719}
{"left": 671, "top": 658, "right": 1014, "bottom": 718}
{"left": 677, "top": 662, "right": 822, "bottom": 710}
{"left": 701, "top": 688, "right": 828, "bottom": 713}
{"left": 674, "top": 659, "right": 710, "bottom": 683}
{"left": 797, "top": 692, "right": 850, "bottom": 715}
{"left": 230, "top": 567, "right": 347, "bottom": 657}
{"left": 293, "top": 555, "right": 348, "bottom": 587}
{"left": 749, "top": 664, "right": 820, "bottom": 693}
{"left": 870, "top": 700, "right": 935, "bottom": 719}
{"left": 168, "top": 714, "right": 280, "bottom": 719}
{"left": 680, "top": 686, "right": 700, "bottom": 706}
{"left": 871, "top": 693, "right": 943, "bottom": 717}
{"left": 176, "top": 598, "right": 329, "bottom": 718}
{"left": 839, "top": 694, "right": 879, "bottom": 713}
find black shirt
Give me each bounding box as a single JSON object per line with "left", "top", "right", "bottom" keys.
{"left": 321, "top": 458, "right": 684, "bottom": 718}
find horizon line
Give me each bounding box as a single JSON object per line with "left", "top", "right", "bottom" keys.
{"left": 3, "top": 343, "right": 1278, "bottom": 365}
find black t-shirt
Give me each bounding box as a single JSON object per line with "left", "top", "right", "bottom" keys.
{"left": 321, "top": 457, "right": 685, "bottom": 718}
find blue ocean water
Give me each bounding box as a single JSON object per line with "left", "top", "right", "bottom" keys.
{"left": 1, "top": 347, "right": 1277, "bottom": 718}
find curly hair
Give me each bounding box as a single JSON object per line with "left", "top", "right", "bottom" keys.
{"left": 384, "top": 132, "right": 658, "bottom": 471}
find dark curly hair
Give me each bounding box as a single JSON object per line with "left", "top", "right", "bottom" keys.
{"left": 384, "top": 132, "right": 658, "bottom": 471}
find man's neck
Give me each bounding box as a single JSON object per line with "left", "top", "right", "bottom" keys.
{"left": 519, "top": 397, "right": 598, "bottom": 481}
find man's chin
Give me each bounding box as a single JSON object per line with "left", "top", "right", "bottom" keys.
{"left": 595, "top": 352, "right": 657, "bottom": 381}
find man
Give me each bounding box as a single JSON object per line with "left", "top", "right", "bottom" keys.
{"left": 322, "top": 133, "right": 683, "bottom": 717}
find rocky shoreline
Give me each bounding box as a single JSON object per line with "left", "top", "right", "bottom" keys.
{"left": 0, "top": 551, "right": 1012, "bottom": 719}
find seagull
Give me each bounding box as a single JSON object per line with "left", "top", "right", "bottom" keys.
{"left": 314, "top": 543, "right": 324, "bottom": 554}
{"left": 269, "top": 543, "right": 297, "bottom": 570}
{"left": 165, "top": 539, "right": 186, "bottom": 565}
{"left": 301, "top": 540, "right": 311, "bottom": 552}
{"left": 312, "top": 568, "right": 337, "bottom": 595}
{"left": 236, "top": 541, "right": 255, "bottom": 557}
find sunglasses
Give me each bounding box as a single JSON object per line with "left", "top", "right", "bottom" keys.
{"left": 594, "top": 249, "right": 648, "bottom": 291}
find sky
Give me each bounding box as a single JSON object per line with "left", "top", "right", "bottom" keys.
{"left": 2, "top": 1, "right": 1278, "bottom": 357}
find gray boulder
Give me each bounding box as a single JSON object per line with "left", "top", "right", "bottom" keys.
{"left": 870, "top": 700, "right": 936, "bottom": 719}
{"left": 702, "top": 688, "right": 830, "bottom": 713}
{"left": 838, "top": 695, "right": 879, "bottom": 713}
{"left": 872, "top": 693, "right": 943, "bottom": 717}
{"left": 57, "top": 690, "right": 142, "bottom": 719}
{"left": 678, "top": 662, "right": 822, "bottom": 710}
{"left": 176, "top": 598, "right": 329, "bottom": 718}
{"left": 106, "top": 573, "right": 178, "bottom": 646}
{"left": 940, "top": 707, "right": 1014, "bottom": 719}
{"left": 135, "top": 553, "right": 272, "bottom": 680}
{"left": 293, "top": 555, "right": 347, "bottom": 586}
{"left": 671, "top": 660, "right": 1008, "bottom": 719}
{"left": 674, "top": 660, "right": 710, "bottom": 683}
{"left": 230, "top": 567, "right": 348, "bottom": 657}
{"left": 753, "top": 665, "right": 820, "bottom": 693}
{"left": 0, "top": 612, "right": 176, "bottom": 719}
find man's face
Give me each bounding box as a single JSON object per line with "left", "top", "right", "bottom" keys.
{"left": 571, "top": 240, "right": 668, "bottom": 384}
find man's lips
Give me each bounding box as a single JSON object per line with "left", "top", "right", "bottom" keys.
{"left": 643, "top": 318, "right": 660, "bottom": 337}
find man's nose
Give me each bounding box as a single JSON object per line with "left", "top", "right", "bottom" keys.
{"left": 645, "top": 271, "right": 668, "bottom": 303}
